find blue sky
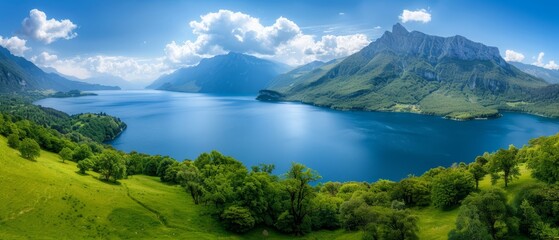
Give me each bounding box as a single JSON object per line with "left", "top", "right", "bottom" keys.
{"left": 0, "top": 0, "right": 557, "bottom": 82}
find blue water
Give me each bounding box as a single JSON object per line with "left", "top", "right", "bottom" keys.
{"left": 34, "top": 90, "right": 559, "bottom": 182}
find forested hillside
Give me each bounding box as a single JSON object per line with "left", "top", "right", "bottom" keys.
{"left": 1, "top": 97, "right": 558, "bottom": 239}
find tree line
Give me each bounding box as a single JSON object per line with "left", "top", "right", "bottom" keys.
{"left": 1, "top": 96, "right": 558, "bottom": 239}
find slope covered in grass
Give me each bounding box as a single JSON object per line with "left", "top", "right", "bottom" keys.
{"left": 0, "top": 136, "right": 363, "bottom": 239}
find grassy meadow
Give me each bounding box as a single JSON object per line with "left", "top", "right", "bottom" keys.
{"left": 0, "top": 135, "right": 537, "bottom": 239}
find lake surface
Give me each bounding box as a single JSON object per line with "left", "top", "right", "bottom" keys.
{"left": 35, "top": 90, "right": 559, "bottom": 182}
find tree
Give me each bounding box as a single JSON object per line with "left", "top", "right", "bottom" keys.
{"left": 310, "top": 194, "right": 343, "bottom": 230}
{"left": 58, "top": 147, "right": 73, "bottom": 163}
{"left": 468, "top": 162, "right": 487, "bottom": 190}
{"left": 96, "top": 150, "right": 126, "bottom": 182}
{"left": 431, "top": 168, "right": 475, "bottom": 209}
{"left": 460, "top": 188, "right": 517, "bottom": 239}
{"left": 527, "top": 137, "right": 559, "bottom": 184}
{"left": 77, "top": 158, "right": 94, "bottom": 174}
{"left": 176, "top": 163, "right": 204, "bottom": 204}
{"left": 7, "top": 133, "right": 20, "bottom": 149}
{"left": 220, "top": 206, "right": 255, "bottom": 233}
{"left": 362, "top": 209, "right": 419, "bottom": 240}
{"left": 18, "top": 138, "right": 40, "bottom": 160}
{"left": 72, "top": 144, "right": 92, "bottom": 162}
{"left": 488, "top": 145, "right": 519, "bottom": 187}
{"left": 448, "top": 205, "right": 492, "bottom": 240}
{"left": 281, "top": 163, "right": 321, "bottom": 235}
{"left": 393, "top": 177, "right": 430, "bottom": 206}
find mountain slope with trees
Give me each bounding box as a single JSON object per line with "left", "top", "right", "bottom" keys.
{"left": 0, "top": 47, "right": 119, "bottom": 93}
{"left": 259, "top": 24, "right": 559, "bottom": 120}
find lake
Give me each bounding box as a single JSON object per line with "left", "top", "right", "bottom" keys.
{"left": 35, "top": 90, "right": 559, "bottom": 182}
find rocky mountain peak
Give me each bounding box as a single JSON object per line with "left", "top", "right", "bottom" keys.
{"left": 392, "top": 23, "right": 409, "bottom": 36}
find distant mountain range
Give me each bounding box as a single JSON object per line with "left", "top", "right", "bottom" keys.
{"left": 259, "top": 23, "right": 559, "bottom": 120}
{"left": 509, "top": 62, "right": 559, "bottom": 84}
{"left": 147, "top": 52, "right": 289, "bottom": 94}
{"left": 0, "top": 47, "right": 119, "bottom": 93}
{"left": 51, "top": 71, "right": 146, "bottom": 90}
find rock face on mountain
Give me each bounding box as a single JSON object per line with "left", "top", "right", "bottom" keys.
{"left": 0, "top": 47, "right": 119, "bottom": 93}
{"left": 148, "top": 52, "right": 288, "bottom": 94}
{"left": 259, "top": 24, "right": 556, "bottom": 120}
{"left": 510, "top": 61, "right": 559, "bottom": 84}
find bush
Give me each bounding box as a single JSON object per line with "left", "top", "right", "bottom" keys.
{"left": 18, "top": 138, "right": 40, "bottom": 160}
{"left": 7, "top": 133, "right": 20, "bottom": 149}
{"left": 221, "top": 206, "right": 255, "bottom": 233}
{"left": 431, "top": 169, "right": 475, "bottom": 209}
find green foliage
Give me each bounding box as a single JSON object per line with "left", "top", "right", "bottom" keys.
{"left": 431, "top": 168, "right": 475, "bottom": 209}
{"left": 362, "top": 209, "right": 419, "bottom": 240}
{"left": 72, "top": 144, "right": 92, "bottom": 162}
{"left": 468, "top": 161, "right": 487, "bottom": 190}
{"left": 393, "top": 177, "right": 430, "bottom": 207}
{"left": 488, "top": 145, "right": 520, "bottom": 187}
{"left": 58, "top": 147, "right": 73, "bottom": 163}
{"left": 96, "top": 150, "right": 126, "bottom": 182}
{"left": 18, "top": 138, "right": 40, "bottom": 160}
{"left": 448, "top": 205, "right": 492, "bottom": 240}
{"left": 220, "top": 206, "right": 255, "bottom": 233}
{"left": 77, "top": 158, "right": 94, "bottom": 174}
{"left": 282, "top": 163, "right": 321, "bottom": 235}
{"left": 457, "top": 188, "right": 518, "bottom": 239}
{"left": 7, "top": 133, "right": 20, "bottom": 148}
{"left": 526, "top": 135, "right": 559, "bottom": 184}
{"left": 176, "top": 162, "right": 204, "bottom": 205}
{"left": 310, "top": 194, "right": 343, "bottom": 230}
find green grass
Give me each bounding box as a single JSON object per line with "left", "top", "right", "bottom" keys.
{"left": 0, "top": 136, "right": 361, "bottom": 239}
{"left": 0, "top": 135, "right": 538, "bottom": 239}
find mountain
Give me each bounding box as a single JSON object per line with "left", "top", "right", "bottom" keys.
{"left": 509, "top": 62, "right": 559, "bottom": 84}
{"left": 0, "top": 47, "right": 119, "bottom": 93}
{"left": 148, "top": 52, "right": 289, "bottom": 94}
{"left": 258, "top": 24, "right": 556, "bottom": 120}
{"left": 55, "top": 72, "right": 146, "bottom": 90}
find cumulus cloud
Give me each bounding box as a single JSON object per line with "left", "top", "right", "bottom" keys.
{"left": 167, "top": 10, "right": 371, "bottom": 66}
{"left": 21, "top": 9, "right": 77, "bottom": 44}
{"left": 504, "top": 50, "right": 525, "bottom": 62}
{"left": 31, "top": 51, "right": 172, "bottom": 81}
{"left": 0, "top": 36, "right": 30, "bottom": 56}
{"left": 399, "top": 9, "right": 431, "bottom": 23}
{"left": 533, "top": 52, "right": 559, "bottom": 70}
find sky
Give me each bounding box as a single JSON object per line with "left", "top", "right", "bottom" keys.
{"left": 0, "top": 0, "right": 558, "bottom": 83}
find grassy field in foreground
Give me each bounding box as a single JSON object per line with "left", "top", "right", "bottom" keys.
{"left": 0, "top": 135, "right": 536, "bottom": 239}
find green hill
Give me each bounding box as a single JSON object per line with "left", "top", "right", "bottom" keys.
{"left": 0, "top": 135, "right": 361, "bottom": 239}
{"left": 0, "top": 133, "right": 546, "bottom": 239}
{"left": 259, "top": 24, "right": 559, "bottom": 120}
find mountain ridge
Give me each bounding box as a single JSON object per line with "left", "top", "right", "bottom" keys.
{"left": 259, "top": 24, "right": 557, "bottom": 120}
{"left": 148, "top": 52, "right": 289, "bottom": 94}
{"left": 0, "top": 47, "right": 119, "bottom": 93}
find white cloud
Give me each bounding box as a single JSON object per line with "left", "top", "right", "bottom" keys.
{"left": 0, "top": 36, "right": 30, "bottom": 56}
{"left": 339, "top": 12, "right": 345, "bottom": 16}
{"left": 399, "top": 9, "right": 431, "bottom": 23}
{"left": 504, "top": 50, "right": 525, "bottom": 62}
{"left": 21, "top": 9, "right": 77, "bottom": 44}
{"left": 167, "top": 10, "right": 371, "bottom": 66}
{"left": 533, "top": 52, "right": 559, "bottom": 70}
{"left": 31, "top": 51, "right": 172, "bottom": 81}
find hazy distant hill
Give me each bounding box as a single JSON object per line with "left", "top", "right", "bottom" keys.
{"left": 510, "top": 61, "right": 559, "bottom": 84}
{"left": 148, "top": 52, "right": 289, "bottom": 94}
{"left": 259, "top": 24, "right": 558, "bottom": 119}
{"left": 0, "top": 47, "right": 119, "bottom": 93}
{"left": 52, "top": 71, "right": 145, "bottom": 90}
